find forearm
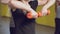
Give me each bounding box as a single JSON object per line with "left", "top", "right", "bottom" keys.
{"left": 10, "top": 0, "right": 33, "bottom": 12}
{"left": 0, "top": 0, "right": 10, "bottom": 4}
{"left": 42, "top": 0, "right": 56, "bottom": 9}
{"left": 38, "top": 0, "right": 48, "bottom": 5}
{"left": 1, "top": 0, "right": 33, "bottom": 12}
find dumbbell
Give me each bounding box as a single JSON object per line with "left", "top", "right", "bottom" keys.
{"left": 26, "top": 12, "right": 38, "bottom": 19}
{"left": 26, "top": 9, "right": 50, "bottom": 19}
{"left": 38, "top": 9, "right": 50, "bottom": 17}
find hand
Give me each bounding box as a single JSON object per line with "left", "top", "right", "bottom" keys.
{"left": 27, "top": 9, "right": 38, "bottom": 19}
{"left": 41, "top": 9, "right": 48, "bottom": 16}
{"left": 30, "top": 10, "right": 38, "bottom": 18}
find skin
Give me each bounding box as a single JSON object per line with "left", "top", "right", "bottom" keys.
{"left": 0, "top": 0, "right": 38, "bottom": 18}
{"left": 0, "top": 0, "right": 55, "bottom": 17}
{"left": 41, "top": 0, "right": 56, "bottom": 16}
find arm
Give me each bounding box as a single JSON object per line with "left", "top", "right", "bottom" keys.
{"left": 42, "top": 0, "right": 56, "bottom": 9}
{"left": 41, "top": 0, "right": 56, "bottom": 16}
{"left": 0, "top": 0, "right": 10, "bottom": 4}
{"left": 0, "top": 0, "right": 38, "bottom": 18}
{"left": 38, "top": 0, "right": 48, "bottom": 5}
{"left": 0, "top": 0, "right": 35, "bottom": 12}
{"left": 10, "top": 0, "right": 32, "bottom": 11}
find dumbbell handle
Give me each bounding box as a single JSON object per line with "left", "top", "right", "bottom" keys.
{"left": 38, "top": 9, "right": 50, "bottom": 17}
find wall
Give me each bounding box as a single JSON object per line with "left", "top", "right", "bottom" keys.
{"left": 36, "top": 4, "right": 55, "bottom": 27}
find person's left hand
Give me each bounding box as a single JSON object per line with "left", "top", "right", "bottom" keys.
{"left": 41, "top": 8, "right": 48, "bottom": 16}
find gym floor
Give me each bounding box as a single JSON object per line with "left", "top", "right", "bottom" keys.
{"left": 35, "top": 24, "right": 55, "bottom": 34}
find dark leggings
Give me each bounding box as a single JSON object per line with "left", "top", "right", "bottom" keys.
{"left": 55, "top": 18, "right": 60, "bottom": 34}
{"left": 10, "top": 1, "right": 38, "bottom": 34}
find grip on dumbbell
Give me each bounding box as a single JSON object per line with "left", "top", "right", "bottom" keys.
{"left": 26, "top": 12, "right": 38, "bottom": 19}
{"left": 47, "top": 9, "right": 50, "bottom": 15}
{"left": 26, "top": 12, "right": 32, "bottom": 19}
{"left": 38, "top": 12, "right": 42, "bottom": 17}
{"left": 38, "top": 9, "right": 50, "bottom": 17}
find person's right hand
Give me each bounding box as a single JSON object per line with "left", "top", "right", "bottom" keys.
{"left": 27, "top": 9, "right": 38, "bottom": 19}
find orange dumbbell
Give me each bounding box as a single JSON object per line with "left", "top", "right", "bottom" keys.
{"left": 26, "top": 12, "right": 33, "bottom": 19}
{"left": 38, "top": 9, "right": 50, "bottom": 17}
{"left": 26, "top": 12, "right": 38, "bottom": 19}
{"left": 26, "top": 9, "right": 50, "bottom": 19}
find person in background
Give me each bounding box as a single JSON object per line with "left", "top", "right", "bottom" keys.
{"left": 0, "top": 1, "right": 11, "bottom": 34}
{"left": 55, "top": 0, "right": 60, "bottom": 34}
